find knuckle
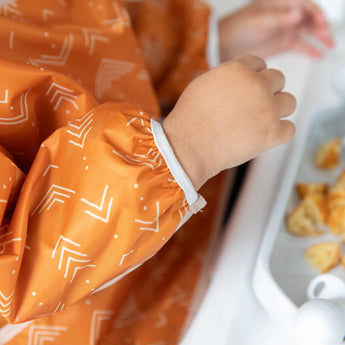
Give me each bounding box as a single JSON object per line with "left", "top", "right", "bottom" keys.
{"left": 238, "top": 54, "right": 266, "bottom": 68}
{"left": 281, "top": 92, "right": 297, "bottom": 114}
{"left": 252, "top": 74, "right": 272, "bottom": 99}
{"left": 229, "top": 59, "right": 247, "bottom": 72}
{"left": 263, "top": 69, "right": 285, "bottom": 89}
{"left": 278, "top": 121, "right": 296, "bottom": 144}
{"left": 272, "top": 68, "right": 285, "bottom": 82}
{"left": 286, "top": 122, "right": 296, "bottom": 139}
{"left": 222, "top": 60, "right": 251, "bottom": 81}
{"left": 289, "top": 93, "right": 297, "bottom": 110}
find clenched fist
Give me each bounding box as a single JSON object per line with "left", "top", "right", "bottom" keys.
{"left": 162, "top": 55, "right": 296, "bottom": 190}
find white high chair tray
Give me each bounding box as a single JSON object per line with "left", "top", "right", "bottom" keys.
{"left": 253, "top": 102, "right": 345, "bottom": 336}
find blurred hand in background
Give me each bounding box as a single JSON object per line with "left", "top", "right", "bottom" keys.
{"left": 218, "top": 0, "right": 334, "bottom": 61}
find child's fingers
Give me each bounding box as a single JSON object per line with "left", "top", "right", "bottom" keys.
{"left": 292, "top": 39, "right": 323, "bottom": 57}
{"left": 260, "top": 68, "right": 286, "bottom": 93}
{"left": 233, "top": 55, "right": 267, "bottom": 72}
{"left": 275, "top": 92, "right": 297, "bottom": 117}
{"left": 264, "top": 6, "right": 303, "bottom": 31}
{"left": 302, "top": 1, "right": 334, "bottom": 47}
{"left": 260, "top": 68, "right": 285, "bottom": 93}
{"left": 275, "top": 120, "right": 296, "bottom": 145}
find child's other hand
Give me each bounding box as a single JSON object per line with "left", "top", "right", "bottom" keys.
{"left": 219, "top": 0, "right": 334, "bottom": 61}
{"left": 162, "top": 55, "right": 296, "bottom": 190}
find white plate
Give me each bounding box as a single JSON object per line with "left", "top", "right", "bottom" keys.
{"left": 253, "top": 101, "right": 345, "bottom": 337}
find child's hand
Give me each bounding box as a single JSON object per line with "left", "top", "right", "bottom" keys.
{"left": 219, "top": 0, "right": 334, "bottom": 61}
{"left": 162, "top": 55, "right": 296, "bottom": 190}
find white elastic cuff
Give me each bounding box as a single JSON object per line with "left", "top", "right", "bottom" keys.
{"left": 206, "top": 10, "right": 220, "bottom": 68}
{"left": 151, "top": 119, "right": 206, "bottom": 213}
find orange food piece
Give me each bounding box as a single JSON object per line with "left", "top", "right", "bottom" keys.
{"left": 296, "top": 183, "right": 328, "bottom": 200}
{"left": 304, "top": 242, "right": 341, "bottom": 273}
{"left": 315, "top": 138, "right": 341, "bottom": 169}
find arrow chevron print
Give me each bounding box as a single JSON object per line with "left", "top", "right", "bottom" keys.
{"left": 33, "top": 301, "right": 65, "bottom": 319}
{"left": 0, "top": 1, "right": 22, "bottom": 18}
{"left": 28, "top": 33, "right": 73, "bottom": 67}
{"left": 0, "top": 231, "right": 21, "bottom": 255}
{"left": 31, "top": 184, "right": 76, "bottom": 216}
{"left": 28, "top": 325, "right": 67, "bottom": 345}
{"left": 0, "top": 89, "right": 8, "bottom": 103}
{"left": 112, "top": 147, "right": 162, "bottom": 170}
{"left": 82, "top": 28, "right": 109, "bottom": 56}
{"left": 81, "top": 185, "right": 114, "bottom": 223}
{"left": 95, "top": 58, "right": 134, "bottom": 100}
{"left": 42, "top": 8, "right": 55, "bottom": 21}
{"left": 89, "top": 310, "right": 114, "bottom": 345}
{"left": 46, "top": 82, "right": 79, "bottom": 111}
{"left": 66, "top": 111, "right": 93, "bottom": 148}
{"left": 103, "top": 1, "right": 130, "bottom": 27}
{"left": 0, "top": 89, "right": 30, "bottom": 125}
{"left": 52, "top": 235, "right": 95, "bottom": 281}
{"left": 0, "top": 290, "right": 13, "bottom": 317}
{"left": 134, "top": 201, "right": 160, "bottom": 232}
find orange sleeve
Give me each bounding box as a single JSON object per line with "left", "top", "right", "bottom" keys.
{"left": 125, "top": 0, "right": 212, "bottom": 105}
{"left": 1, "top": 99, "right": 205, "bottom": 324}
{"left": 0, "top": 0, "right": 206, "bottom": 324}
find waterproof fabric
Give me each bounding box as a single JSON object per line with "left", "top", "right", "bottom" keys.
{"left": 0, "top": 1, "right": 229, "bottom": 344}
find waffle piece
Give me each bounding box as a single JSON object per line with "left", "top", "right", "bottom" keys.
{"left": 327, "top": 170, "right": 345, "bottom": 234}
{"left": 336, "top": 169, "right": 345, "bottom": 186}
{"left": 287, "top": 193, "right": 327, "bottom": 236}
{"left": 304, "top": 242, "right": 341, "bottom": 273}
{"left": 328, "top": 186, "right": 345, "bottom": 209}
{"left": 315, "top": 138, "right": 341, "bottom": 169}
{"left": 340, "top": 255, "right": 345, "bottom": 268}
{"left": 287, "top": 205, "right": 322, "bottom": 237}
{"left": 303, "top": 193, "right": 328, "bottom": 225}
{"left": 327, "top": 206, "right": 345, "bottom": 235}
{"left": 296, "top": 183, "right": 328, "bottom": 200}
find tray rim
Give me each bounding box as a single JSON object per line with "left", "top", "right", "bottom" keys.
{"left": 252, "top": 101, "right": 345, "bottom": 337}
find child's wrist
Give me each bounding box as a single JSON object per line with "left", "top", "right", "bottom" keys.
{"left": 162, "top": 117, "right": 207, "bottom": 191}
